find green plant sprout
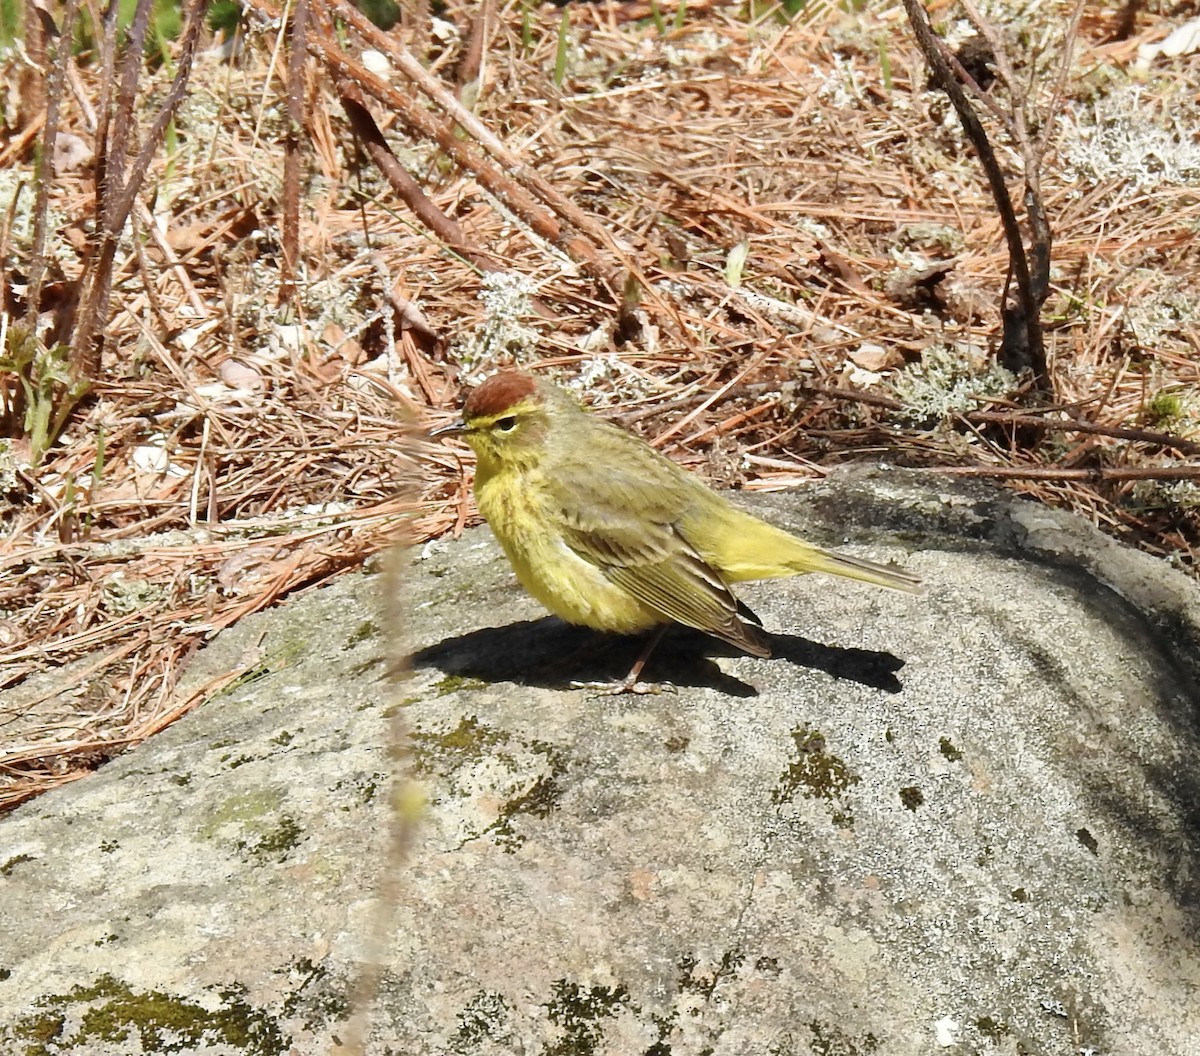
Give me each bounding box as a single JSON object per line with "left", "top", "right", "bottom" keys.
{"left": 649, "top": 0, "right": 666, "bottom": 35}
{"left": 2, "top": 322, "right": 91, "bottom": 468}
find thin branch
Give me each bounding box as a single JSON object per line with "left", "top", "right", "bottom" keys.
{"left": 900, "top": 0, "right": 1049, "bottom": 389}
{"left": 404, "top": 0, "right": 430, "bottom": 61}
{"left": 1035, "top": 0, "right": 1087, "bottom": 160}
{"left": 338, "top": 93, "right": 497, "bottom": 274}
{"left": 966, "top": 410, "right": 1200, "bottom": 457}
{"left": 804, "top": 383, "right": 1200, "bottom": 456}
{"left": 17, "top": 0, "right": 47, "bottom": 133}
{"left": 27, "top": 0, "right": 80, "bottom": 316}
{"left": 71, "top": 0, "right": 211, "bottom": 377}
{"left": 89, "top": 0, "right": 124, "bottom": 230}
{"left": 455, "top": 0, "right": 489, "bottom": 99}
{"left": 103, "top": 0, "right": 157, "bottom": 233}
{"left": 332, "top": 0, "right": 627, "bottom": 266}
{"left": 280, "top": 9, "right": 616, "bottom": 287}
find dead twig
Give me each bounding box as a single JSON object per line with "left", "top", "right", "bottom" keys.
{"left": 339, "top": 93, "right": 497, "bottom": 274}
{"left": 901, "top": 0, "right": 1087, "bottom": 394}
{"left": 25, "top": 0, "right": 80, "bottom": 318}
{"left": 803, "top": 383, "right": 1200, "bottom": 456}
{"left": 966, "top": 409, "right": 1200, "bottom": 457}
{"left": 71, "top": 0, "right": 209, "bottom": 377}
{"left": 455, "top": 0, "right": 490, "bottom": 100}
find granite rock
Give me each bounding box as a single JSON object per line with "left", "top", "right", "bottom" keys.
{"left": 1, "top": 469, "right": 1197, "bottom": 1055}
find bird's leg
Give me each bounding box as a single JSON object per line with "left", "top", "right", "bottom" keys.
{"left": 622, "top": 624, "right": 669, "bottom": 689}
{"left": 570, "top": 625, "right": 674, "bottom": 695}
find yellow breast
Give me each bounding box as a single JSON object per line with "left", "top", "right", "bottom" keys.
{"left": 475, "top": 466, "right": 661, "bottom": 635}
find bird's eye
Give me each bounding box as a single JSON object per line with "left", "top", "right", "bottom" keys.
{"left": 494, "top": 416, "right": 517, "bottom": 432}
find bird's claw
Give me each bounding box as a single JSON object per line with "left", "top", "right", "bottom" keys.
{"left": 570, "top": 679, "right": 677, "bottom": 696}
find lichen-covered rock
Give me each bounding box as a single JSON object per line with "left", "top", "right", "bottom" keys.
{"left": 2, "top": 470, "right": 1197, "bottom": 1055}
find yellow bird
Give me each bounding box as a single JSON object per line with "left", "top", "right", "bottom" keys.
{"left": 433, "top": 371, "right": 921, "bottom": 689}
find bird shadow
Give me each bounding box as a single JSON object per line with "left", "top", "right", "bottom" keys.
{"left": 412, "top": 617, "right": 907, "bottom": 697}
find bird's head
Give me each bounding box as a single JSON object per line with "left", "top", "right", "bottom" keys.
{"left": 432, "top": 371, "right": 567, "bottom": 473}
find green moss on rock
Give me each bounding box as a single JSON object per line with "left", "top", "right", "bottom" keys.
{"left": 345, "top": 619, "right": 378, "bottom": 646}
{"left": 772, "top": 725, "right": 860, "bottom": 826}
{"left": 938, "top": 736, "right": 963, "bottom": 762}
{"left": 809, "top": 1018, "right": 880, "bottom": 1055}
{"left": 200, "top": 788, "right": 286, "bottom": 840}
{"left": 433, "top": 674, "right": 488, "bottom": 696}
{"left": 0, "top": 854, "right": 34, "bottom": 876}
{"left": 543, "top": 980, "right": 630, "bottom": 1056}
{"left": 410, "top": 715, "right": 509, "bottom": 775}
{"left": 489, "top": 740, "right": 568, "bottom": 852}
{"left": 239, "top": 815, "right": 304, "bottom": 864}
{"left": 6, "top": 975, "right": 287, "bottom": 1056}
{"left": 450, "top": 990, "right": 512, "bottom": 1049}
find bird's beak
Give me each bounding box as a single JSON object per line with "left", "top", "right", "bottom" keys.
{"left": 429, "top": 418, "right": 466, "bottom": 438}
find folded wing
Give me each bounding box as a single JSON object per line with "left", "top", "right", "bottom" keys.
{"left": 547, "top": 442, "right": 771, "bottom": 657}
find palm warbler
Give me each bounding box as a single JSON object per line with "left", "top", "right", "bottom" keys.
{"left": 433, "top": 372, "right": 921, "bottom": 688}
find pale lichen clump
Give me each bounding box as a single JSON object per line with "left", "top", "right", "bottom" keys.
{"left": 0, "top": 438, "right": 18, "bottom": 495}
{"left": 1061, "top": 85, "right": 1200, "bottom": 192}
{"left": 814, "top": 53, "right": 869, "bottom": 110}
{"left": 0, "top": 168, "right": 71, "bottom": 268}
{"left": 101, "top": 575, "right": 169, "bottom": 616}
{"left": 1131, "top": 465, "right": 1200, "bottom": 517}
{"left": 1122, "top": 276, "right": 1200, "bottom": 348}
{"left": 452, "top": 272, "right": 540, "bottom": 376}
{"left": 0, "top": 168, "right": 37, "bottom": 246}
{"left": 569, "top": 355, "right": 661, "bottom": 407}
{"left": 889, "top": 343, "right": 1016, "bottom": 421}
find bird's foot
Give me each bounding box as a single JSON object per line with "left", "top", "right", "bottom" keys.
{"left": 569, "top": 678, "right": 677, "bottom": 696}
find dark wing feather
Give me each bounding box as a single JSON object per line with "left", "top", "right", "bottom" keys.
{"left": 603, "top": 549, "right": 771, "bottom": 658}
{"left": 545, "top": 433, "right": 771, "bottom": 657}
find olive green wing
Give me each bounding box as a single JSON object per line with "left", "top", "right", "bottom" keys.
{"left": 546, "top": 448, "right": 771, "bottom": 658}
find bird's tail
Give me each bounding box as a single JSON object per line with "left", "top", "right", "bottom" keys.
{"left": 692, "top": 503, "right": 923, "bottom": 593}
{"left": 794, "top": 545, "right": 924, "bottom": 594}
